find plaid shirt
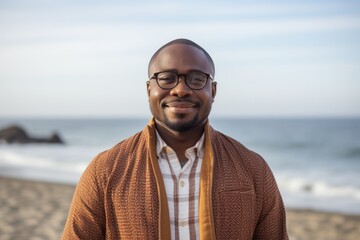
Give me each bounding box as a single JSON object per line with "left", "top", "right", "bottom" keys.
{"left": 156, "top": 131, "right": 205, "bottom": 240}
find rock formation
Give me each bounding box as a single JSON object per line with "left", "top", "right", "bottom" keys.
{"left": 0, "top": 125, "right": 64, "bottom": 144}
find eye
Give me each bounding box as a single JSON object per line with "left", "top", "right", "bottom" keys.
{"left": 188, "top": 72, "right": 207, "bottom": 86}
{"left": 157, "top": 72, "right": 177, "bottom": 83}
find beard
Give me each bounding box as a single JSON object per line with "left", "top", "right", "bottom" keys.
{"left": 163, "top": 113, "right": 200, "bottom": 132}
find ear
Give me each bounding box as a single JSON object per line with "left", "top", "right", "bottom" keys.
{"left": 146, "top": 81, "right": 151, "bottom": 98}
{"left": 211, "top": 81, "right": 217, "bottom": 101}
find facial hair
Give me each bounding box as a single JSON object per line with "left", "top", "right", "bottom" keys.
{"left": 163, "top": 113, "right": 200, "bottom": 132}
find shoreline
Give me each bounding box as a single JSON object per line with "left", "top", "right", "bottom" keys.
{"left": 1, "top": 177, "right": 359, "bottom": 240}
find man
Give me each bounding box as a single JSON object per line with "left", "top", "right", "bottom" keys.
{"left": 62, "top": 39, "right": 288, "bottom": 239}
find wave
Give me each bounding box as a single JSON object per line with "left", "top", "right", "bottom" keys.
{"left": 0, "top": 149, "right": 87, "bottom": 171}
{"left": 278, "top": 177, "right": 360, "bottom": 200}
{"left": 0, "top": 148, "right": 89, "bottom": 183}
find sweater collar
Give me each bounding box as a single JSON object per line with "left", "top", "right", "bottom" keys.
{"left": 155, "top": 130, "right": 205, "bottom": 160}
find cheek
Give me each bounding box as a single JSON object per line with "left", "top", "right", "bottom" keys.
{"left": 199, "top": 91, "right": 214, "bottom": 112}
{"left": 200, "top": 88, "right": 214, "bottom": 102}
{"left": 148, "top": 87, "right": 167, "bottom": 110}
{"left": 149, "top": 89, "right": 164, "bottom": 104}
{"left": 148, "top": 83, "right": 163, "bottom": 98}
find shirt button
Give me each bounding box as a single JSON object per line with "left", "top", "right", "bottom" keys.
{"left": 180, "top": 220, "right": 187, "bottom": 227}
{"left": 179, "top": 180, "right": 185, "bottom": 187}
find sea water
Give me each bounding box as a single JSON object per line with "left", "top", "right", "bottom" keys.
{"left": 0, "top": 117, "right": 359, "bottom": 214}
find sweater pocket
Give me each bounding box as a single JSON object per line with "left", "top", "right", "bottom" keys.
{"left": 214, "top": 190, "right": 255, "bottom": 240}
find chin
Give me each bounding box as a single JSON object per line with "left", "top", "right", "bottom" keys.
{"left": 164, "top": 115, "right": 200, "bottom": 132}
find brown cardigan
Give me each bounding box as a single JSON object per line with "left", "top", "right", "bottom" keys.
{"left": 62, "top": 119, "right": 288, "bottom": 239}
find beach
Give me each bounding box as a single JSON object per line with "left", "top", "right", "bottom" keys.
{"left": 0, "top": 177, "right": 359, "bottom": 240}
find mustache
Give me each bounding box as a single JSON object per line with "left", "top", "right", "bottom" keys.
{"left": 161, "top": 98, "right": 199, "bottom": 107}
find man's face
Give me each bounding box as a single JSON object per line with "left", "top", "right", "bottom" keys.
{"left": 147, "top": 44, "right": 216, "bottom": 132}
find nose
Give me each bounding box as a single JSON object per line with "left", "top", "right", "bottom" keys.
{"left": 169, "top": 76, "right": 192, "bottom": 97}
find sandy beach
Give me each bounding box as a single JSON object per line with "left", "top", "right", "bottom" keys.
{"left": 0, "top": 177, "right": 359, "bottom": 240}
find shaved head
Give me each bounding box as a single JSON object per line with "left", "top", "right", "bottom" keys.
{"left": 148, "top": 38, "right": 215, "bottom": 77}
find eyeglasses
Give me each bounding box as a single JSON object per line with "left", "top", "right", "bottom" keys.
{"left": 149, "top": 71, "right": 213, "bottom": 90}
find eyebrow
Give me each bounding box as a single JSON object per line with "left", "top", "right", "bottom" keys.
{"left": 152, "top": 69, "right": 207, "bottom": 74}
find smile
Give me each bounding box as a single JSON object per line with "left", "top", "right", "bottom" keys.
{"left": 165, "top": 102, "right": 197, "bottom": 114}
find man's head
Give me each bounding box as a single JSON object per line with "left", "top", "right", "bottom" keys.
{"left": 147, "top": 38, "right": 217, "bottom": 132}
{"left": 148, "top": 39, "right": 215, "bottom": 77}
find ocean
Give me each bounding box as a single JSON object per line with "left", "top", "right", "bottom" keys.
{"left": 0, "top": 117, "right": 359, "bottom": 214}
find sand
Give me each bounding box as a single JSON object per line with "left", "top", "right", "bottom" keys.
{"left": 1, "top": 177, "right": 359, "bottom": 240}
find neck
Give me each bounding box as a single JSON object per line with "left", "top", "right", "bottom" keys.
{"left": 155, "top": 119, "right": 206, "bottom": 157}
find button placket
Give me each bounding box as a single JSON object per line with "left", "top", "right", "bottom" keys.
{"left": 179, "top": 180, "right": 186, "bottom": 187}
{"left": 180, "top": 220, "right": 187, "bottom": 227}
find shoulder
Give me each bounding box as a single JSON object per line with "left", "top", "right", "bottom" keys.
{"left": 98, "top": 130, "right": 146, "bottom": 159}
{"left": 210, "top": 128, "right": 265, "bottom": 162}
{"left": 86, "top": 129, "right": 148, "bottom": 181}
{"left": 210, "top": 127, "right": 281, "bottom": 197}
{"left": 210, "top": 128, "right": 271, "bottom": 175}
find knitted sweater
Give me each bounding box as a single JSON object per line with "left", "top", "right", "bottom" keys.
{"left": 62, "top": 119, "right": 288, "bottom": 239}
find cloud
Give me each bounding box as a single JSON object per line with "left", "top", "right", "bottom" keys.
{"left": 0, "top": 0, "right": 359, "bottom": 117}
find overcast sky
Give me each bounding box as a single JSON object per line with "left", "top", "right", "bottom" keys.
{"left": 1, "top": 0, "right": 359, "bottom": 118}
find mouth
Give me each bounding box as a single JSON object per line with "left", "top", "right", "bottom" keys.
{"left": 163, "top": 101, "right": 197, "bottom": 114}
{"left": 166, "top": 102, "right": 196, "bottom": 108}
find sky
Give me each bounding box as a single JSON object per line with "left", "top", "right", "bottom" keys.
{"left": 0, "top": 0, "right": 359, "bottom": 118}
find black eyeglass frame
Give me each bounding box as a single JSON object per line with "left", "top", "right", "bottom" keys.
{"left": 149, "top": 71, "right": 214, "bottom": 90}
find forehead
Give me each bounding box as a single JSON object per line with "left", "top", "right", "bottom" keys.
{"left": 149, "top": 44, "right": 213, "bottom": 75}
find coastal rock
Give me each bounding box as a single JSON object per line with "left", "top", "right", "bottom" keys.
{"left": 0, "top": 125, "right": 64, "bottom": 144}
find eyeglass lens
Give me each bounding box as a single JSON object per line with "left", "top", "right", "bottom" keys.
{"left": 157, "top": 72, "right": 207, "bottom": 89}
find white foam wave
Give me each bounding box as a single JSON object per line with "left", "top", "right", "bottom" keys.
{"left": 0, "top": 147, "right": 90, "bottom": 184}
{"left": 278, "top": 177, "right": 360, "bottom": 200}
{"left": 0, "top": 149, "right": 86, "bottom": 171}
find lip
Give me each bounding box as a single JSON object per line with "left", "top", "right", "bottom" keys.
{"left": 166, "top": 102, "right": 196, "bottom": 108}
{"left": 164, "top": 101, "right": 197, "bottom": 114}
